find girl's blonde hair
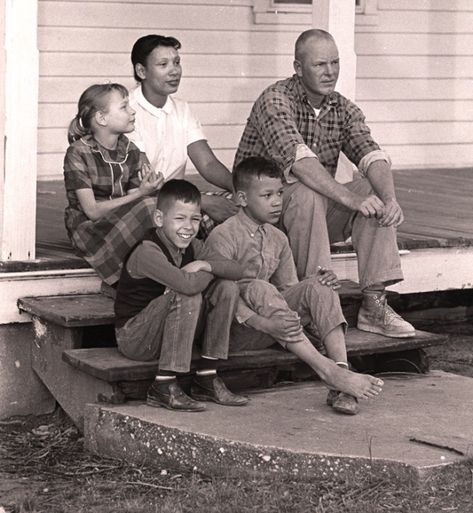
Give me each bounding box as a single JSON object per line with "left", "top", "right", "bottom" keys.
{"left": 68, "top": 83, "right": 129, "bottom": 143}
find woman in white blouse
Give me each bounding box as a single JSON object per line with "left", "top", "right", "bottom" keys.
{"left": 128, "top": 34, "right": 238, "bottom": 226}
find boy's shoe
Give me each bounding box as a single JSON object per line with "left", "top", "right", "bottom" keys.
{"left": 326, "top": 390, "right": 359, "bottom": 415}
{"left": 357, "top": 292, "right": 415, "bottom": 338}
{"left": 191, "top": 375, "right": 249, "bottom": 406}
{"left": 147, "top": 380, "right": 206, "bottom": 412}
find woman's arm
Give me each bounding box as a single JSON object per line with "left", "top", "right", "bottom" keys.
{"left": 187, "top": 140, "right": 233, "bottom": 191}
{"left": 187, "top": 140, "right": 239, "bottom": 222}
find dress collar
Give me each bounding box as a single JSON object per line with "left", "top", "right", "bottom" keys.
{"left": 80, "top": 134, "right": 130, "bottom": 163}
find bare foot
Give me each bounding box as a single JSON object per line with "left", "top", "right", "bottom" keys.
{"left": 324, "top": 363, "right": 383, "bottom": 400}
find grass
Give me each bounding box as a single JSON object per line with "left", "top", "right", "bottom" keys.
{"left": 1, "top": 322, "right": 473, "bottom": 513}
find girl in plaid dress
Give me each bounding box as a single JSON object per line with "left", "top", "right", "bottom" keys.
{"left": 64, "top": 83, "right": 163, "bottom": 286}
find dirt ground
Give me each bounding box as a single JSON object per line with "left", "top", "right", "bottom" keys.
{"left": 1, "top": 322, "right": 472, "bottom": 513}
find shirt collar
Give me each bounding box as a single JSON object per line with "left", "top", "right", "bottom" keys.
{"left": 237, "top": 209, "right": 268, "bottom": 236}
{"left": 133, "top": 85, "right": 173, "bottom": 116}
{"left": 292, "top": 74, "right": 339, "bottom": 111}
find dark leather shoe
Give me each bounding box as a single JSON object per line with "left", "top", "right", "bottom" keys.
{"left": 191, "top": 376, "right": 249, "bottom": 406}
{"left": 326, "top": 390, "right": 359, "bottom": 415}
{"left": 147, "top": 380, "right": 206, "bottom": 412}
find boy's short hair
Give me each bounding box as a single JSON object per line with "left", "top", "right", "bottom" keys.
{"left": 233, "top": 157, "right": 282, "bottom": 192}
{"left": 157, "top": 179, "right": 201, "bottom": 212}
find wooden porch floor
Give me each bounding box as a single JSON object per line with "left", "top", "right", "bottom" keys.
{"left": 8, "top": 167, "right": 473, "bottom": 272}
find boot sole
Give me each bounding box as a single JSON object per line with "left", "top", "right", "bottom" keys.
{"left": 357, "top": 322, "right": 416, "bottom": 339}
{"left": 146, "top": 397, "right": 206, "bottom": 412}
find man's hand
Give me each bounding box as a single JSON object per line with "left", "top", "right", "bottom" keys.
{"left": 378, "top": 198, "right": 404, "bottom": 227}
{"left": 356, "top": 194, "right": 385, "bottom": 219}
{"left": 138, "top": 164, "right": 164, "bottom": 196}
{"left": 181, "top": 260, "right": 212, "bottom": 273}
{"left": 201, "top": 195, "right": 239, "bottom": 223}
{"left": 316, "top": 266, "right": 341, "bottom": 290}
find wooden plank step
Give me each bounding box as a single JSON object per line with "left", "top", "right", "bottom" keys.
{"left": 63, "top": 328, "right": 446, "bottom": 384}
{"left": 18, "top": 294, "right": 115, "bottom": 327}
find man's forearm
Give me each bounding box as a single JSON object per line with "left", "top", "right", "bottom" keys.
{"left": 292, "top": 157, "right": 361, "bottom": 210}
{"left": 365, "top": 159, "right": 396, "bottom": 203}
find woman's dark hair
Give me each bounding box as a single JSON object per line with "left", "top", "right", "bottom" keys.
{"left": 67, "top": 83, "right": 129, "bottom": 143}
{"left": 131, "top": 34, "right": 182, "bottom": 82}
{"left": 232, "top": 157, "right": 282, "bottom": 193}
{"left": 157, "top": 179, "right": 201, "bottom": 212}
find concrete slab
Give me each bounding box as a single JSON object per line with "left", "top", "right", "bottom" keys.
{"left": 85, "top": 371, "right": 473, "bottom": 483}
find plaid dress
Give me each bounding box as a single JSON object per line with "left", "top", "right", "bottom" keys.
{"left": 64, "top": 134, "right": 156, "bottom": 285}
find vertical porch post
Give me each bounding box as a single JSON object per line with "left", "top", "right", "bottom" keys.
{"left": 0, "top": 1, "right": 39, "bottom": 260}
{"left": 312, "top": 0, "right": 357, "bottom": 183}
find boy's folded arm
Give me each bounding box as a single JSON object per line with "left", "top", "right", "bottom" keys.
{"left": 129, "top": 242, "right": 213, "bottom": 295}
{"left": 195, "top": 238, "right": 244, "bottom": 280}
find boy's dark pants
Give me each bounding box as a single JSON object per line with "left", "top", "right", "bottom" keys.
{"left": 115, "top": 279, "right": 239, "bottom": 373}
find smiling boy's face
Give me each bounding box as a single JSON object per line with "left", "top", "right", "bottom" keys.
{"left": 237, "top": 175, "right": 284, "bottom": 225}
{"left": 154, "top": 199, "right": 202, "bottom": 249}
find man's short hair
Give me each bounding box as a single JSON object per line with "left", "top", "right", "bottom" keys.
{"left": 233, "top": 157, "right": 282, "bottom": 192}
{"left": 131, "top": 34, "right": 182, "bottom": 82}
{"left": 157, "top": 179, "right": 201, "bottom": 212}
{"left": 294, "top": 29, "right": 335, "bottom": 61}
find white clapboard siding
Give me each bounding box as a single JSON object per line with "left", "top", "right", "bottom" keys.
{"left": 357, "top": 56, "right": 473, "bottom": 79}
{"left": 38, "top": 101, "right": 254, "bottom": 128}
{"left": 358, "top": 100, "right": 473, "bottom": 123}
{"left": 359, "top": 9, "right": 473, "bottom": 33}
{"left": 378, "top": 0, "right": 473, "bottom": 12}
{"left": 37, "top": 0, "right": 473, "bottom": 180}
{"left": 40, "top": 77, "right": 274, "bottom": 103}
{"left": 38, "top": 27, "right": 298, "bottom": 54}
{"left": 40, "top": 53, "right": 293, "bottom": 78}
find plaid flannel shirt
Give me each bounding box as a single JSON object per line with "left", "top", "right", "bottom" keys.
{"left": 234, "top": 74, "right": 387, "bottom": 180}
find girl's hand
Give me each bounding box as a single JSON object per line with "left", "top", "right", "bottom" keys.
{"left": 317, "top": 266, "right": 341, "bottom": 290}
{"left": 138, "top": 164, "right": 164, "bottom": 196}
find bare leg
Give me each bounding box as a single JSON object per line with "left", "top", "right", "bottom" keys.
{"left": 286, "top": 336, "right": 383, "bottom": 400}
{"left": 321, "top": 324, "right": 348, "bottom": 364}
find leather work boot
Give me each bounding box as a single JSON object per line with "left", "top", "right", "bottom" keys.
{"left": 147, "top": 380, "right": 206, "bottom": 412}
{"left": 326, "top": 389, "right": 359, "bottom": 415}
{"left": 191, "top": 375, "right": 249, "bottom": 406}
{"left": 357, "top": 292, "right": 415, "bottom": 338}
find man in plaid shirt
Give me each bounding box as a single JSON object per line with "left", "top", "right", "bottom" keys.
{"left": 234, "top": 29, "right": 414, "bottom": 339}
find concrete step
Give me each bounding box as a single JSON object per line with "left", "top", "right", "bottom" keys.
{"left": 84, "top": 371, "right": 473, "bottom": 484}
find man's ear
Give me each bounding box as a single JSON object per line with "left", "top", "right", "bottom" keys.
{"left": 293, "top": 59, "right": 302, "bottom": 77}
{"left": 135, "top": 63, "right": 147, "bottom": 81}
{"left": 154, "top": 209, "right": 164, "bottom": 227}
{"left": 236, "top": 190, "right": 248, "bottom": 207}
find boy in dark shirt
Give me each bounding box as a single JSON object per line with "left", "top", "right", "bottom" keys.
{"left": 114, "top": 179, "right": 248, "bottom": 411}
{"left": 205, "top": 158, "right": 384, "bottom": 415}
